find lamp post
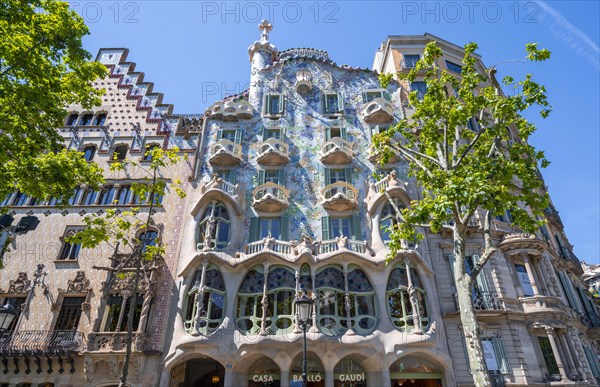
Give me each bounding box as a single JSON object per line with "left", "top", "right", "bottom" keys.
{"left": 0, "top": 304, "right": 17, "bottom": 333}
{"left": 295, "top": 285, "right": 313, "bottom": 387}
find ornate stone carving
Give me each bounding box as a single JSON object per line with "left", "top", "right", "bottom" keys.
{"left": 59, "top": 271, "right": 90, "bottom": 293}
{"left": 108, "top": 355, "right": 120, "bottom": 378}
{"left": 83, "top": 355, "right": 95, "bottom": 383}
{"left": 8, "top": 272, "right": 31, "bottom": 294}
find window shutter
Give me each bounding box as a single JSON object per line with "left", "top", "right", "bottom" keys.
{"left": 337, "top": 92, "right": 344, "bottom": 112}
{"left": 361, "top": 91, "right": 368, "bottom": 104}
{"left": 471, "top": 255, "right": 492, "bottom": 294}
{"left": 264, "top": 95, "right": 271, "bottom": 114}
{"left": 257, "top": 170, "right": 265, "bottom": 186}
{"left": 323, "top": 92, "right": 329, "bottom": 113}
{"left": 340, "top": 127, "right": 347, "bottom": 140}
{"left": 344, "top": 167, "right": 353, "bottom": 184}
{"left": 234, "top": 129, "right": 242, "bottom": 144}
{"left": 278, "top": 94, "right": 286, "bottom": 114}
{"left": 351, "top": 213, "right": 361, "bottom": 240}
{"left": 576, "top": 287, "right": 594, "bottom": 316}
{"left": 447, "top": 254, "right": 457, "bottom": 287}
{"left": 321, "top": 216, "right": 330, "bottom": 240}
{"left": 249, "top": 217, "right": 259, "bottom": 242}
{"left": 324, "top": 168, "right": 331, "bottom": 186}
{"left": 558, "top": 271, "right": 578, "bottom": 310}
{"left": 280, "top": 215, "right": 289, "bottom": 240}
{"left": 216, "top": 129, "right": 223, "bottom": 140}
{"left": 462, "top": 336, "right": 472, "bottom": 374}
{"left": 493, "top": 338, "right": 510, "bottom": 374}
{"left": 260, "top": 127, "right": 265, "bottom": 140}
{"left": 278, "top": 168, "right": 285, "bottom": 186}
{"left": 325, "top": 127, "right": 331, "bottom": 141}
{"left": 228, "top": 170, "right": 237, "bottom": 184}
{"left": 584, "top": 345, "right": 600, "bottom": 378}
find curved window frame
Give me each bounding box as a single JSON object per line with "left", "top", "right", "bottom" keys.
{"left": 113, "top": 144, "right": 128, "bottom": 161}
{"left": 82, "top": 145, "right": 96, "bottom": 162}
{"left": 142, "top": 144, "right": 159, "bottom": 161}
{"left": 80, "top": 188, "right": 98, "bottom": 206}
{"left": 197, "top": 201, "right": 231, "bottom": 250}
{"left": 236, "top": 267, "right": 265, "bottom": 336}
{"left": 184, "top": 264, "right": 226, "bottom": 336}
{"left": 265, "top": 266, "right": 296, "bottom": 335}
{"left": 380, "top": 198, "right": 405, "bottom": 245}
{"left": 386, "top": 263, "right": 429, "bottom": 333}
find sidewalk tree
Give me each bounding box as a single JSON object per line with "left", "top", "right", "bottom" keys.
{"left": 374, "top": 41, "right": 551, "bottom": 386}
{"left": 0, "top": 0, "right": 106, "bottom": 204}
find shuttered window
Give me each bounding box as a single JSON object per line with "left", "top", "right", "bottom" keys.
{"left": 55, "top": 297, "right": 86, "bottom": 331}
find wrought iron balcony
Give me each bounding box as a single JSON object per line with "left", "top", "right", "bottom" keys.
{"left": 453, "top": 290, "right": 503, "bottom": 311}
{"left": 319, "top": 138, "right": 353, "bottom": 165}
{"left": 252, "top": 182, "right": 290, "bottom": 212}
{"left": 320, "top": 182, "right": 358, "bottom": 212}
{"left": 0, "top": 330, "right": 86, "bottom": 355}
{"left": 366, "top": 144, "right": 401, "bottom": 165}
{"left": 256, "top": 138, "right": 290, "bottom": 166}
{"left": 209, "top": 139, "right": 243, "bottom": 166}
{"left": 86, "top": 332, "right": 146, "bottom": 352}
{"left": 358, "top": 98, "right": 394, "bottom": 124}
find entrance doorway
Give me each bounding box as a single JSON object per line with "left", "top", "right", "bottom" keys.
{"left": 389, "top": 356, "right": 443, "bottom": 387}
{"left": 172, "top": 357, "right": 225, "bottom": 387}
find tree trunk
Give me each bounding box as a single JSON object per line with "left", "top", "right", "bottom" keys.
{"left": 453, "top": 224, "right": 491, "bottom": 386}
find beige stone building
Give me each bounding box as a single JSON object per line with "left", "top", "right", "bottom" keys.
{"left": 1, "top": 26, "right": 599, "bottom": 387}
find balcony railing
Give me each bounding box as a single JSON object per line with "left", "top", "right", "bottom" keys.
{"left": 319, "top": 238, "right": 367, "bottom": 255}
{"left": 245, "top": 238, "right": 293, "bottom": 255}
{"left": 209, "top": 139, "right": 243, "bottom": 166}
{"left": 320, "top": 182, "right": 358, "bottom": 211}
{"left": 358, "top": 98, "right": 394, "bottom": 124}
{"left": 0, "top": 330, "right": 86, "bottom": 355}
{"left": 200, "top": 174, "right": 239, "bottom": 197}
{"left": 87, "top": 332, "right": 146, "bottom": 352}
{"left": 319, "top": 138, "right": 353, "bottom": 165}
{"left": 252, "top": 182, "right": 290, "bottom": 212}
{"left": 453, "top": 291, "right": 503, "bottom": 312}
{"left": 256, "top": 138, "right": 290, "bottom": 166}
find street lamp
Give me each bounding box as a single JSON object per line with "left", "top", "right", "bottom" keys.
{"left": 295, "top": 285, "right": 313, "bottom": 387}
{"left": 0, "top": 304, "right": 17, "bottom": 332}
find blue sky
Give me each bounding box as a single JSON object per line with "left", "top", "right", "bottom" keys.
{"left": 72, "top": 0, "right": 599, "bottom": 264}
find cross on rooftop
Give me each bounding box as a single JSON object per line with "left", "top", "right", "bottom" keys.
{"left": 258, "top": 19, "right": 272, "bottom": 42}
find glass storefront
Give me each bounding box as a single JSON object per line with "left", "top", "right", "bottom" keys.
{"left": 290, "top": 352, "right": 325, "bottom": 387}
{"left": 389, "top": 356, "right": 442, "bottom": 387}
{"left": 334, "top": 357, "right": 367, "bottom": 387}
{"left": 248, "top": 358, "right": 281, "bottom": 387}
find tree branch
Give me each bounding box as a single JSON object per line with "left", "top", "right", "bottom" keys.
{"left": 388, "top": 143, "right": 435, "bottom": 179}
{"left": 469, "top": 210, "right": 498, "bottom": 280}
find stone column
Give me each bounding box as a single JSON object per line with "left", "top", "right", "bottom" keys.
{"left": 280, "top": 370, "right": 290, "bottom": 387}
{"left": 405, "top": 258, "right": 422, "bottom": 334}
{"left": 545, "top": 326, "right": 568, "bottom": 380}
{"left": 260, "top": 267, "right": 269, "bottom": 336}
{"left": 379, "top": 368, "right": 392, "bottom": 387}
{"left": 562, "top": 331, "right": 584, "bottom": 377}
{"left": 223, "top": 366, "right": 234, "bottom": 387}
{"left": 192, "top": 259, "right": 209, "bottom": 336}
{"left": 325, "top": 369, "right": 334, "bottom": 387}
{"left": 522, "top": 255, "right": 540, "bottom": 296}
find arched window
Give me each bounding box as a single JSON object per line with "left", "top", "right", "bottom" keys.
{"left": 139, "top": 230, "right": 158, "bottom": 253}
{"left": 387, "top": 264, "right": 429, "bottom": 332}
{"left": 142, "top": 144, "right": 159, "bottom": 161}
{"left": 115, "top": 185, "right": 131, "bottom": 204}
{"left": 197, "top": 201, "right": 231, "bottom": 250}
{"left": 12, "top": 191, "right": 30, "bottom": 206}
{"left": 94, "top": 113, "right": 107, "bottom": 126}
{"left": 265, "top": 266, "right": 296, "bottom": 335}
{"left": 98, "top": 186, "right": 116, "bottom": 205}
{"left": 380, "top": 198, "right": 405, "bottom": 245}
{"left": 66, "top": 114, "right": 78, "bottom": 126}
{"left": 82, "top": 145, "right": 96, "bottom": 162}
{"left": 79, "top": 114, "right": 93, "bottom": 126}
{"left": 315, "top": 266, "right": 376, "bottom": 336}
{"left": 236, "top": 268, "right": 264, "bottom": 336}
{"left": 113, "top": 144, "right": 128, "bottom": 161}
{"left": 80, "top": 188, "right": 98, "bottom": 205}
{"left": 68, "top": 187, "right": 82, "bottom": 205}
{"left": 103, "top": 293, "right": 143, "bottom": 332}
{"left": 184, "top": 265, "right": 226, "bottom": 335}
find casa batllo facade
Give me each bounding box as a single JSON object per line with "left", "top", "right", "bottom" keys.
{"left": 1, "top": 22, "right": 599, "bottom": 387}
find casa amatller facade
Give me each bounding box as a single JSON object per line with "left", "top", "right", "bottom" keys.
{"left": 1, "top": 22, "right": 599, "bottom": 387}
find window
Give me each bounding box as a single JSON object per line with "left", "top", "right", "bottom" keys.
{"left": 538, "top": 217, "right": 550, "bottom": 240}
{"left": 464, "top": 255, "right": 498, "bottom": 310}
{"left": 236, "top": 268, "right": 265, "bottom": 335}
{"left": 386, "top": 265, "right": 429, "bottom": 332}
{"left": 66, "top": 114, "right": 78, "bottom": 126}
{"left": 216, "top": 128, "right": 242, "bottom": 144}
{"left": 361, "top": 90, "right": 391, "bottom": 104}
{"left": 264, "top": 94, "right": 286, "bottom": 116}
{"left": 131, "top": 186, "right": 148, "bottom": 205}
{"left": 139, "top": 230, "right": 158, "bottom": 253}
{"left": 79, "top": 114, "right": 93, "bottom": 126}
{"left": 197, "top": 201, "right": 231, "bottom": 250}
{"left": 98, "top": 186, "right": 116, "bottom": 205}
{"left": 215, "top": 169, "right": 237, "bottom": 184}
{"left": 58, "top": 229, "right": 82, "bottom": 261}
{"left": 315, "top": 265, "right": 376, "bottom": 336}
{"left": 68, "top": 187, "right": 81, "bottom": 206}
{"left": 324, "top": 168, "right": 352, "bottom": 185}
{"left": 103, "top": 294, "right": 143, "bottom": 332}
{"left": 80, "top": 188, "right": 98, "bottom": 205}
{"left": 142, "top": 144, "right": 159, "bottom": 161}
{"left": 249, "top": 216, "right": 288, "bottom": 242}
{"left": 113, "top": 144, "right": 128, "bottom": 161}
{"left": 515, "top": 264, "right": 535, "bottom": 297}
{"left": 1, "top": 297, "right": 25, "bottom": 331}
{"left": 54, "top": 297, "right": 85, "bottom": 330}
{"left": 403, "top": 54, "right": 420, "bottom": 68}
{"left": 481, "top": 338, "right": 510, "bottom": 374}
{"left": 184, "top": 266, "right": 226, "bottom": 335}
{"left": 262, "top": 128, "right": 281, "bottom": 140}
{"left": 554, "top": 234, "right": 569, "bottom": 259}
{"left": 94, "top": 113, "right": 107, "bottom": 126}
{"left": 325, "top": 127, "right": 347, "bottom": 141}
{"left": 467, "top": 117, "right": 480, "bottom": 132}
{"left": 380, "top": 199, "right": 404, "bottom": 244}
{"left": 583, "top": 345, "right": 600, "bottom": 381}
{"left": 323, "top": 93, "right": 344, "bottom": 115}
{"left": 321, "top": 214, "right": 360, "bottom": 240}
{"left": 445, "top": 60, "right": 463, "bottom": 74}
{"left": 12, "top": 192, "right": 31, "bottom": 206}
{"left": 257, "top": 169, "right": 284, "bottom": 186}
{"left": 538, "top": 336, "right": 560, "bottom": 377}
{"left": 410, "top": 81, "right": 427, "bottom": 100}
{"left": 82, "top": 145, "right": 96, "bottom": 162}
{"left": 115, "top": 185, "right": 131, "bottom": 205}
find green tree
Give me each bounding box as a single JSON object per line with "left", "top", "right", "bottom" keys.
{"left": 0, "top": 0, "right": 106, "bottom": 205}
{"left": 68, "top": 146, "right": 185, "bottom": 387}
{"left": 374, "top": 42, "right": 551, "bottom": 386}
